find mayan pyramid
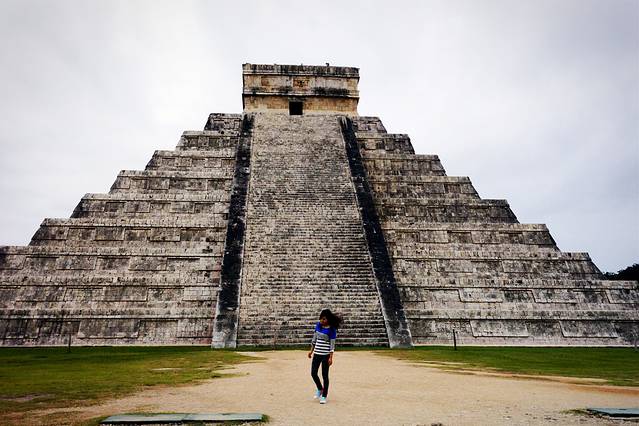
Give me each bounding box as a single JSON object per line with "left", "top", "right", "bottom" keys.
{"left": 1, "top": 64, "right": 637, "bottom": 347}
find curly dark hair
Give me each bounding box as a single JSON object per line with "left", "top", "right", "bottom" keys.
{"left": 319, "top": 309, "right": 343, "bottom": 329}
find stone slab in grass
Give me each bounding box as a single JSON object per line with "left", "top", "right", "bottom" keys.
{"left": 101, "top": 412, "right": 264, "bottom": 424}
{"left": 587, "top": 408, "right": 639, "bottom": 418}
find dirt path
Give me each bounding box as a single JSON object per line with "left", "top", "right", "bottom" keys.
{"left": 34, "top": 350, "right": 639, "bottom": 425}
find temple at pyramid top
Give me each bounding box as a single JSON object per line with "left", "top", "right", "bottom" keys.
{"left": 242, "top": 63, "right": 360, "bottom": 115}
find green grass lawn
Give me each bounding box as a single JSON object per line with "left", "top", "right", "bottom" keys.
{"left": 0, "top": 346, "right": 257, "bottom": 417}
{"left": 377, "top": 346, "right": 639, "bottom": 386}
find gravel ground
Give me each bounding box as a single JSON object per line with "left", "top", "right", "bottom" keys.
{"left": 22, "top": 350, "right": 639, "bottom": 425}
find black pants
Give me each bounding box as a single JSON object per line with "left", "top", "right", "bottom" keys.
{"left": 311, "top": 354, "right": 330, "bottom": 397}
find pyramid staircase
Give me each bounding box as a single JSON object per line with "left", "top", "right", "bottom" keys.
{"left": 236, "top": 114, "right": 389, "bottom": 346}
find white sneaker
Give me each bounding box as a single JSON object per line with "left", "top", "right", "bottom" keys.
{"left": 314, "top": 389, "right": 322, "bottom": 399}
{"left": 319, "top": 396, "right": 327, "bottom": 404}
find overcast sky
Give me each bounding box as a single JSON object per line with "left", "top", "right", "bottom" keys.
{"left": 0, "top": 0, "right": 637, "bottom": 272}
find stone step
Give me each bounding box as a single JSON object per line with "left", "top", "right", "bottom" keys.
{"left": 384, "top": 224, "right": 556, "bottom": 248}
{"left": 0, "top": 271, "right": 218, "bottom": 285}
{"left": 240, "top": 335, "right": 388, "bottom": 344}
{"left": 146, "top": 150, "right": 236, "bottom": 172}
{"left": 202, "top": 113, "right": 243, "bottom": 132}
{"left": 351, "top": 116, "right": 387, "bottom": 133}
{"left": 0, "top": 245, "right": 226, "bottom": 257}
{"left": 37, "top": 217, "right": 226, "bottom": 228}
{"left": 78, "top": 192, "right": 230, "bottom": 202}
{"left": 400, "top": 287, "right": 638, "bottom": 304}
{"left": 0, "top": 246, "right": 223, "bottom": 273}
{"left": 3, "top": 303, "right": 218, "bottom": 315}
{"left": 403, "top": 301, "right": 639, "bottom": 312}
{"left": 395, "top": 278, "right": 638, "bottom": 289}
{"left": 390, "top": 244, "right": 559, "bottom": 254}
{"left": 379, "top": 199, "right": 518, "bottom": 224}
{"left": 175, "top": 139, "right": 239, "bottom": 152}
{"left": 384, "top": 223, "right": 550, "bottom": 232}
{"left": 110, "top": 170, "right": 232, "bottom": 194}
{"left": 30, "top": 240, "right": 224, "bottom": 252}
{"left": 239, "top": 321, "right": 388, "bottom": 331}
{"left": 245, "top": 283, "right": 379, "bottom": 289}
{"left": 396, "top": 273, "right": 604, "bottom": 283}
{"left": 355, "top": 133, "right": 414, "bottom": 155}
{"left": 392, "top": 249, "right": 591, "bottom": 261}
{"left": 72, "top": 193, "right": 230, "bottom": 219}
{"left": 238, "top": 331, "right": 388, "bottom": 340}
{"left": 371, "top": 175, "right": 473, "bottom": 184}
{"left": 404, "top": 309, "right": 638, "bottom": 321}
{"left": 376, "top": 190, "right": 479, "bottom": 200}
{"left": 237, "top": 338, "right": 389, "bottom": 347}
{"left": 177, "top": 127, "right": 241, "bottom": 151}
{"left": 239, "top": 297, "right": 382, "bottom": 306}
{"left": 29, "top": 218, "right": 226, "bottom": 247}
{"left": 115, "top": 169, "right": 234, "bottom": 179}
{"left": 239, "top": 304, "right": 383, "bottom": 313}
{"left": 243, "top": 254, "right": 373, "bottom": 261}
{"left": 0, "top": 271, "right": 219, "bottom": 292}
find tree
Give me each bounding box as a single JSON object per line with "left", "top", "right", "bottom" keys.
{"left": 603, "top": 263, "right": 639, "bottom": 281}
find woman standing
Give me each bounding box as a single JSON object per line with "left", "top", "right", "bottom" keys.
{"left": 307, "top": 309, "right": 342, "bottom": 404}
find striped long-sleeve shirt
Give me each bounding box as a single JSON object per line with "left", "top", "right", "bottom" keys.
{"left": 311, "top": 322, "right": 337, "bottom": 355}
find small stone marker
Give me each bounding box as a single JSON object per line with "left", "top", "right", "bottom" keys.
{"left": 587, "top": 407, "right": 639, "bottom": 418}
{"left": 101, "top": 412, "right": 264, "bottom": 424}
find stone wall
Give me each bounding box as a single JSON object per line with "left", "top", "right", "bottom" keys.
{"left": 0, "top": 114, "right": 242, "bottom": 346}
{"left": 243, "top": 95, "right": 358, "bottom": 115}
{"left": 352, "top": 116, "right": 639, "bottom": 346}
{"left": 242, "top": 63, "right": 359, "bottom": 114}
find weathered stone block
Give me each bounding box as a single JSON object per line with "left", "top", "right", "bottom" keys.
{"left": 459, "top": 288, "right": 503, "bottom": 303}
{"left": 67, "top": 227, "right": 96, "bottom": 240}
{"left": 56, "top": 255, "right": 97, "bottom": 270}
{"left": 95, "top": 227, "right": 124, "bottom": 241}
{"left": 1, "top": 319, "right": 39, "bottom": 339}
{"left": 183, "top": 286, "right": 214, "bottom": 301}
{"left": 17, "top": 286, "right": 65, "bottom": 302}
{"left": 129, "top": 256, "right": 166, "bottom": 271}
{"left": 0, "top": 253, "right": 25, "bottom": 270}
{"left": 503, "top": 290, "right": 534, "bottom": 302}
{"left": 97, "top": 256, "right": 130, "bottom": 270}
{"left": 78, "top": 319, "right": 139, "bottom": 339}
{"left": 607, "top": 288, "right": 639, "bottom": 303}
{"left": 148, "top": 287, "right": 182, "bottom": 301}
{"left": 64, "top": 287, "right": 104, "bottom": 301}
{"left": 471, "top": 320, "right": 530, "bottom": 337}
{"left": 104, "top": 286, "right": 148, "bottom": 301}
{"left": 32, "top": 226, "right": 67, "bottom": 241}
{"left": 561, "top": 321, "right": 618, "bottom": 338}
{"left": 139, "top": 320, "right": 178, "bottom": 340}
{"left": 25, "top": 256, "right": 57, "bottom": 270}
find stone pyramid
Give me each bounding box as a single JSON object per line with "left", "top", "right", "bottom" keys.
{"left": 1, "top": 64, "right": 637, "bottom": 347}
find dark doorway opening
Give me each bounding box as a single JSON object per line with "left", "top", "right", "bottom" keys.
{"left": 289, "top": 101, "right": 303, "bottom": 115}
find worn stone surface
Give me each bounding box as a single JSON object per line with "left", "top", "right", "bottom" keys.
{"left": 236, "top": 113, "right": 387, "bottom": 346}
{"left": 1, "top": 63, "right": 637, "bottom": 347}
{"left": 352, "top": 116, "right": 639, "bottom": 346}
{"left": 0, "top": 115, "right": 242, "bottom": 345}
{"left": 242, "top": 63, "right": 359, "bottom": 114}
{"left": 101, "top": 412, "right": 264, "bottom": 424}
